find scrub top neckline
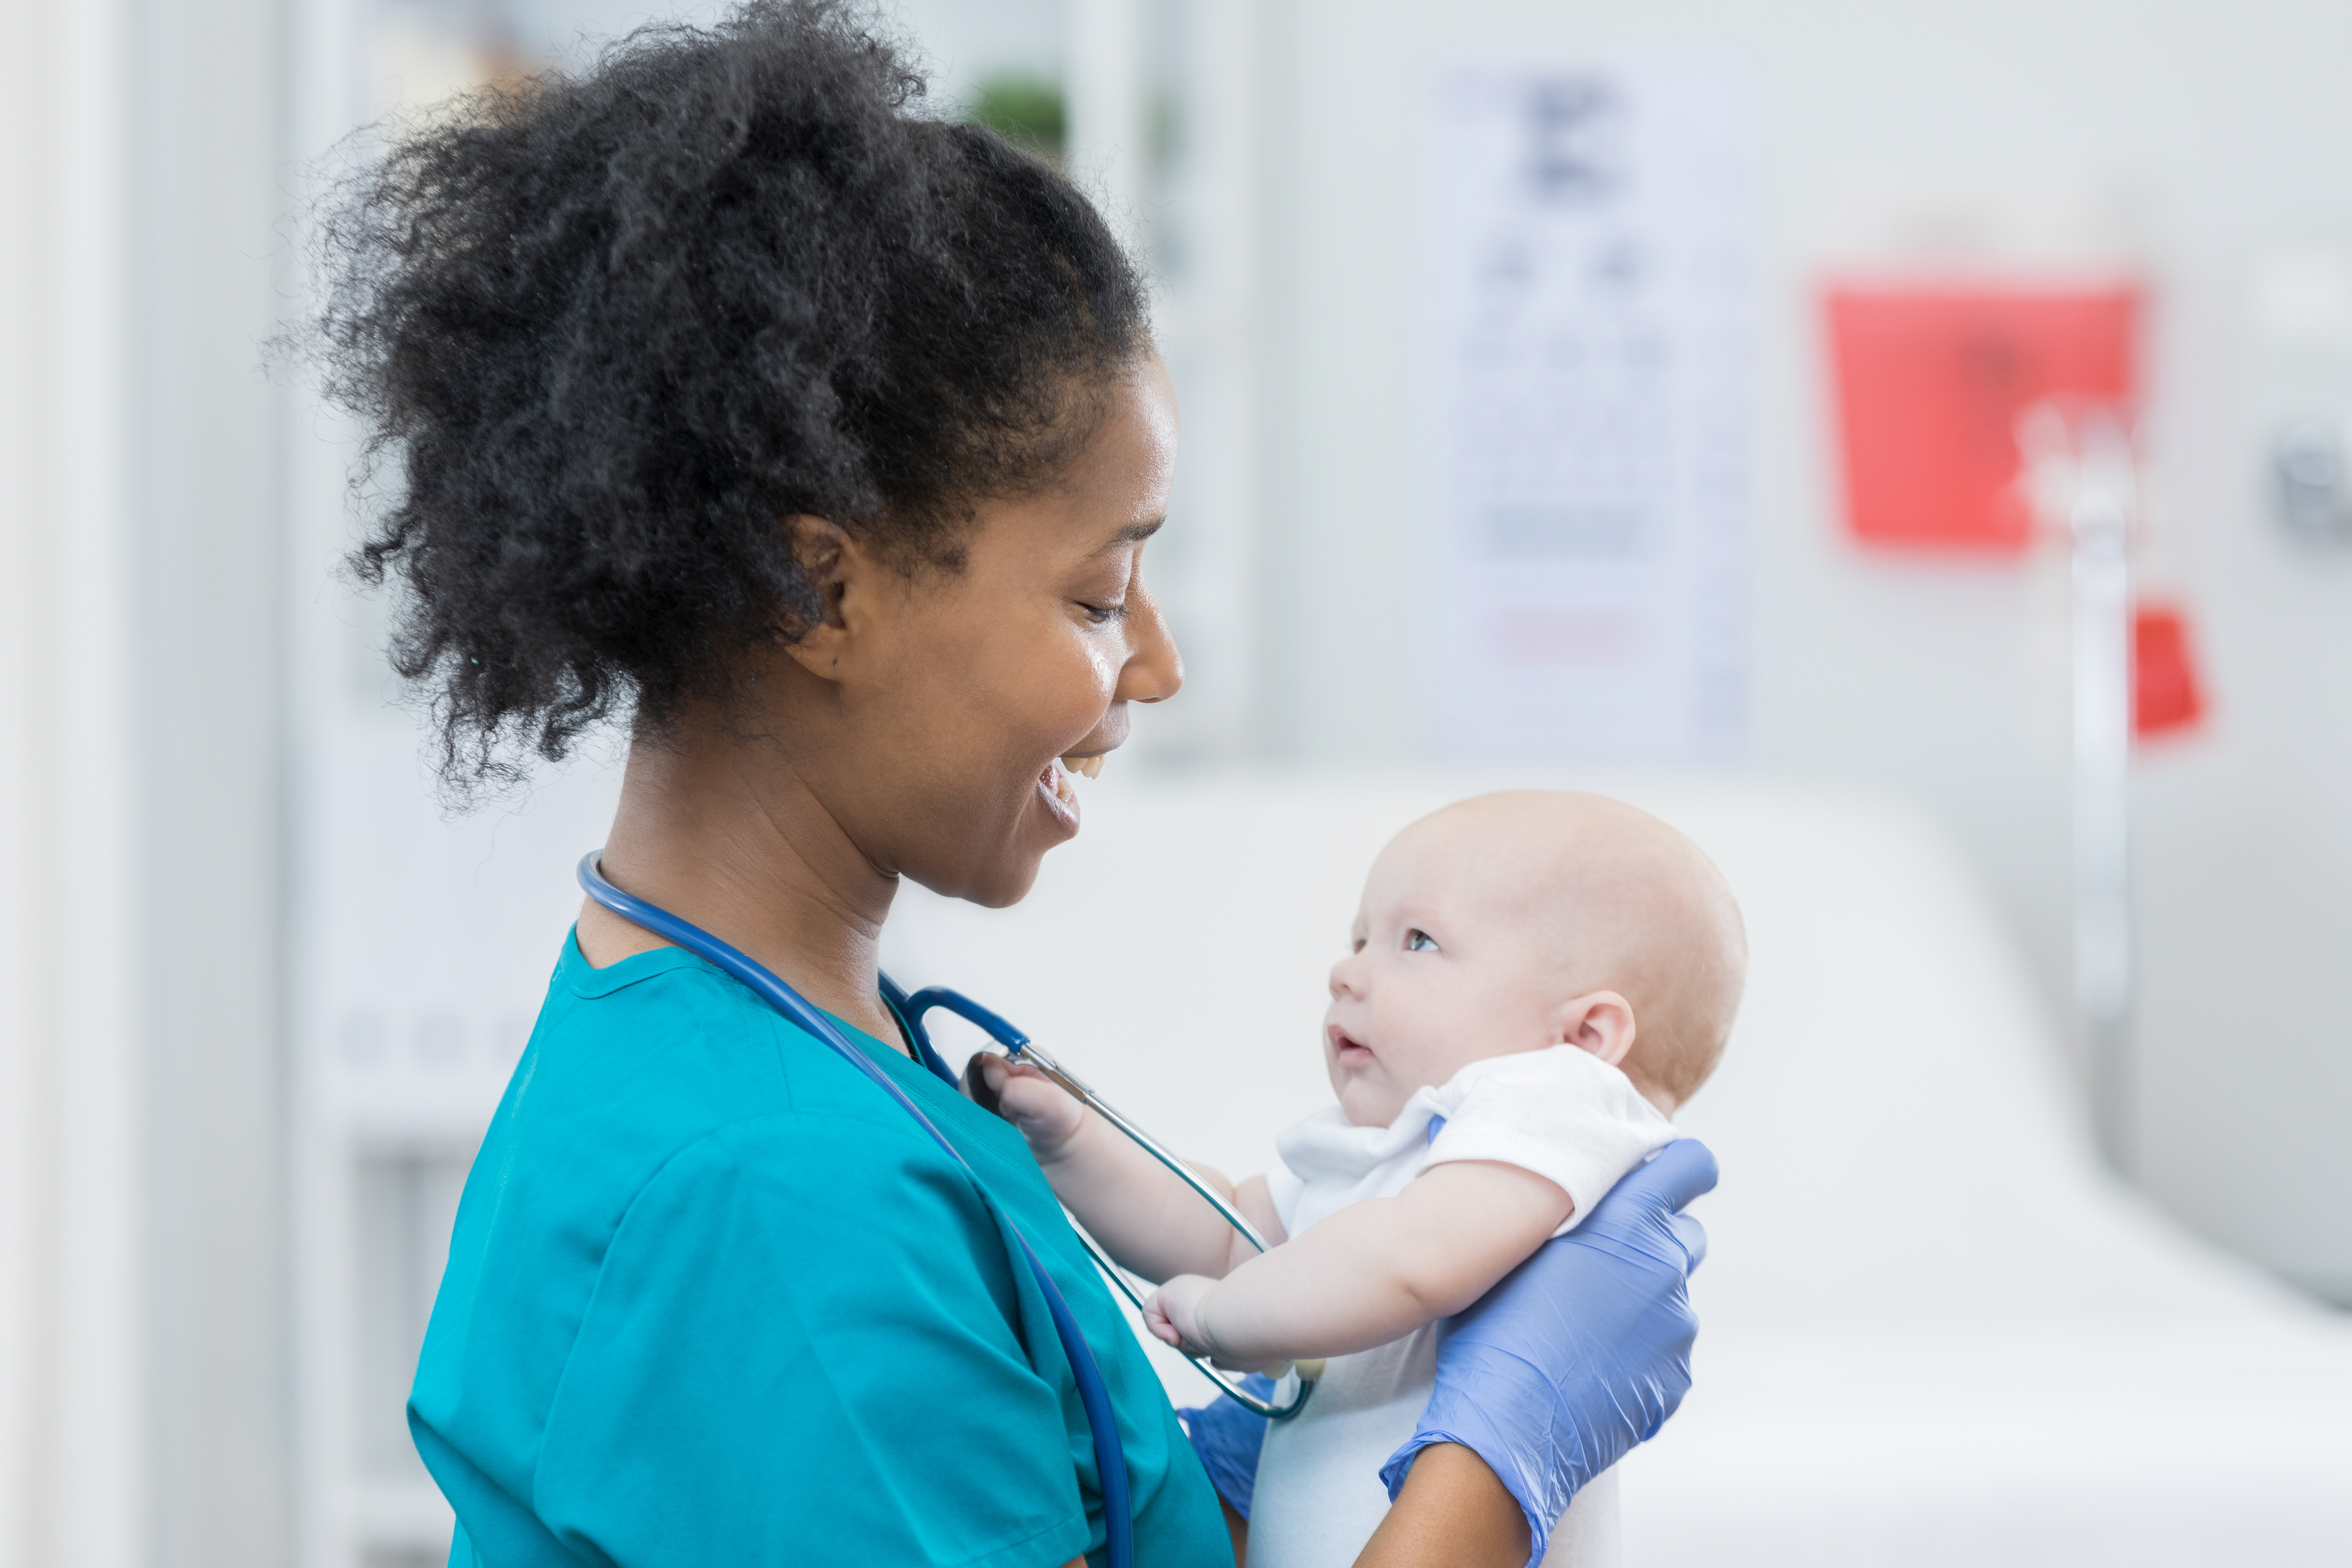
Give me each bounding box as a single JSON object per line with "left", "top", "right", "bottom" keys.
{"left": 560, "top": 925, "right": 923, "bottom": 1062}
{"left": 562, "top": 926, "right": 709, "bottom": 997}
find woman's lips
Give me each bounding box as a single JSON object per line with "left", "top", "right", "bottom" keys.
{"left": 1037, "top": 759, "right": 1080, "bottom": 834}
{"left": 1035, "top": 744, "right": 1116, "bottom": 836}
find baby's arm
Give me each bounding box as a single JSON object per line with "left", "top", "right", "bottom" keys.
{"left": 1144, "top": 1161, "right": 1572, "bottom": 1368}
{"left": 976, "top": 1056, "right": 1284, "bottom": 1284}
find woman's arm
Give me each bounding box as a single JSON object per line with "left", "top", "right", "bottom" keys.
{"left": 1356, "top": 1443, "right": 1531, "bottom": 1568}
{"left": 1209, "top": 1443, "right": 1526, "bottom": 1568}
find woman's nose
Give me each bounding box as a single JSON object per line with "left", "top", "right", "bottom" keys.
{"left": 1114, "top": 573, "right": 1184, "bottom": 705}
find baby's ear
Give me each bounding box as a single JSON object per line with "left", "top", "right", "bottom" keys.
{"left": 1556, "top": 991, "right": 1636, "bottom": 1067}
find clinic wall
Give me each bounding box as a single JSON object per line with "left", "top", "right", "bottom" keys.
{"left": 0, "top": 3, "right": 63, "bottom": 1560}
{"left": 131, "top": 0, "right": 300, "bottom": 1559}
{"left": 1255, "top": 0, "right": 2352, "bottom": 1295}
{"left": 0, "top": 0, "right": 298, "bottom": 1561}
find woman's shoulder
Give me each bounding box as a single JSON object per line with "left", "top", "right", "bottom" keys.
{"left": 539, "top": 935, "right": 928, "bottom": 1111}
{"left": 494, "top": 939, "right": 967, "bottom": 1216}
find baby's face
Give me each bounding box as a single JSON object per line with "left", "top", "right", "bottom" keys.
{"left": 1322, "top": 829, "right": 1575, "bottom": 1127}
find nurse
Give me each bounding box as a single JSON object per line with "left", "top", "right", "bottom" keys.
{"left": 308, "top": 4, "right": 1713, "bottom": 1564}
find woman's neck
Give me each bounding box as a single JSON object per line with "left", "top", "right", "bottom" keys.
{"left": 575, "top": 726, "right": 906, "bottom": 1051}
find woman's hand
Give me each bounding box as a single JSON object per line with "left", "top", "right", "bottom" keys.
{"left": 1379, "top": 1138, "right": 1717, "bottom": 1566}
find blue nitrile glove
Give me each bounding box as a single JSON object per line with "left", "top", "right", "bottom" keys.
{"left": 1176, "top": 1373, "right": 1275, "bottom": 1519}
{"left": 1380, "top": 1138, "right": 1717, "bottom": 1566}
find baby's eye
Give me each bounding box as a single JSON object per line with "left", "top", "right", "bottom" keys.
{"left": 1405, "top": 929, "right": 1439, "bottom": 953}
{"left": 1350, "top": 935, "right": 1367, "bottom": 954}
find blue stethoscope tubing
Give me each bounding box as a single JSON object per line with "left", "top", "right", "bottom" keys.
{"left": 575, "top": 854, "right": 1136, "bottom": 1568}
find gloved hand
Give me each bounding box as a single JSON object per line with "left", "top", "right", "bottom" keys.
{"left": 1176, "top": 1373, "right": 1277, "bottom": 1520}
{"left": 1380, "top": 1138, "right": 1717, "bottom": 1566}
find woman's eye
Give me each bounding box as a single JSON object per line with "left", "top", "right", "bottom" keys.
{"left": 1405, "top": 930, "right": 1439, "bottom": 953}
{"left": 1080, "top": 601, "right": 1127, "bottom": 625}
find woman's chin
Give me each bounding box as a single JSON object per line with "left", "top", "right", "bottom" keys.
{"left": 956, "top": 855, "right": 1049, "bottom": 909}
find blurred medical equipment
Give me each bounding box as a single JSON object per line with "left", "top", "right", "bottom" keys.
{"left": 2014, "top": 401, "right": 2140, "bottom": 1168}
{"left": 2253, "top": 248, "right": 2352, "bottom": 545}
{"left": 881, "top": 773, "right": 2352, "bottom": 1567}
{"left": 1825, "top": 283, "right": 2139, "bottom": 552}
{"left": 1418, "top": 57, "right": 1756, "bottom": 765}
{"left": 1822, "top": 265, "right": 2219, "bottom": 1173}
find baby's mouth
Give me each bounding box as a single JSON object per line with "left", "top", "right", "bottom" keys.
{"left": 1327, "top": 1024, "right": 1374, "bottom": 1066}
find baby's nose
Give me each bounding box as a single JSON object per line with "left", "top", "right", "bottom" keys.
{"left": 1328, "top": 957, "right": 1357, "bottom": 999}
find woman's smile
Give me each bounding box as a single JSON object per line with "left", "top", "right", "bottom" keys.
{"left": 1038, "top": 757, "right": 1082, "bottom": 835}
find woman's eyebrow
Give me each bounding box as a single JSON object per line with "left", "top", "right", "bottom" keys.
{"left": 1089, "top": 517, "right": 1164, "bottom": 556}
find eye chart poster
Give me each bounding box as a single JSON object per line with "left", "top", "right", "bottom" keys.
{"left": 1421, "top": 58, "right": 1754, "bottom": 761}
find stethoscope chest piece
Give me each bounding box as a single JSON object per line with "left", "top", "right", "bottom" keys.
{"left": 906, "top": 986, "right": 1314, "bottom": 1422}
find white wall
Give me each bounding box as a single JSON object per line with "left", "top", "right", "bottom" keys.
{"left": 1254, "top": 0, "right": 2352, "bottom": 1297}
{"left": 0, "top": 0, "right": 297, "bottom": 1562}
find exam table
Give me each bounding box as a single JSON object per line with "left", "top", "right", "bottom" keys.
{"left": 883, "top": 772, "right": 2352, "bottom": 1567}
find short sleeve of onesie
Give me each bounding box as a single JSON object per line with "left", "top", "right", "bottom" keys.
{"left": 1424, "top": 1045, "right": 1677, "bottom": 1236}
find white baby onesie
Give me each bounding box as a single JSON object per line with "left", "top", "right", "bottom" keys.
{"left": 1245, "top": 1046, "right": 1677, "bottom": 1568}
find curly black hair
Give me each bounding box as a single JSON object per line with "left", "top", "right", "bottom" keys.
{"left": 308, "top": 0, "right": 1148, "bottom": 787}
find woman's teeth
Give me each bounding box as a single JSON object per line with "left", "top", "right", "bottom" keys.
{"left": 1043, "top": 753, "right": 1105, "bottom": 811}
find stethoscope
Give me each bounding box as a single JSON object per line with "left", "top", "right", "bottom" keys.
{"left": 577, "top": 853, "right": 1315, "bottom": 1568}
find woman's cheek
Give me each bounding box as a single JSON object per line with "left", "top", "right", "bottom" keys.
{"left": 1086, "top": 629, "right": 1120, "bottom": 691}
{"left": 1050, "top": 627, "right": 1121, "bottom": 733}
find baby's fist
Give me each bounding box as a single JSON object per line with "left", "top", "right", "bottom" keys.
{"left": 1144, "top": 1274, "right": 1217, "bottom": 1356}
{"left": 971, "top": 1054, "right": 1086, "bottom": 1155}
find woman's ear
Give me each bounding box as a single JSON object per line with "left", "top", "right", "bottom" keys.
{"left": 777, "top": 514, "right": 889, "bottom": 680}
{"left": 1554, "top": 991, "right": 1636, "bottom": 1067}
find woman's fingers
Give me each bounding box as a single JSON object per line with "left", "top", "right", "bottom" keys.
{"left": 1384, "top": 1137, "right": 1720, "bottom": 1563}
{"left": 1669, "top": 1211, "right": 1709, "bottom": 1273}
{"left": 1572, "top": 1137, "right": 1718, "bottom": 1267}
{"left": 1626, "top": 1138, "right": 1720, "bottom": 1213}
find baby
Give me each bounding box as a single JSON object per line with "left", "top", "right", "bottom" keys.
{"left": 978, "top": 791, "right": 1745, "bottom": 1568}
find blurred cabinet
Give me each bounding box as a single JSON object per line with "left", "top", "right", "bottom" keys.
{"left": 282, "top": 702, "right": 619, "bottom": 1567}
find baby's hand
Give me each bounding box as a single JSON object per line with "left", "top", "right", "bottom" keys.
{"left": 1143, "top": 1274, "right": 1218, "bottom": 1357}
{"left": 1146, "top": 1276, "right": 1288, "bottom": 1374}
{"left": 971, "top": 1054, "right": 1087, "bottom": 1157}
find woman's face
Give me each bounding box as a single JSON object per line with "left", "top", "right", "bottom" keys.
{"left": 798, "top": 354, "right": 1184, "bottom": 908}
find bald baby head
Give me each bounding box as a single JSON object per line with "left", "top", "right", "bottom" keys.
{"left": 1376, "top": 792, "right": 1745, "bottom": 1108}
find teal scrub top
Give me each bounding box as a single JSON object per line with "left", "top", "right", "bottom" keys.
{"left": 409, "top": 934, "right": 1231, "bottom": 1568}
